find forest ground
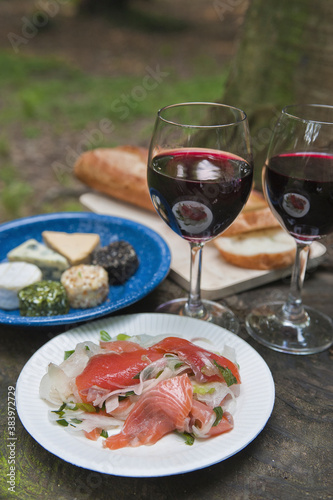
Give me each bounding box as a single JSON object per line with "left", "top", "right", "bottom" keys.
{"left": 0, "top": 0, "right": 247, "bottom": 220}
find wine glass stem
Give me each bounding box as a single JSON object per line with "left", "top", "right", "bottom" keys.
{"left": 282, "top": 242, "right": 310, "bottom": 322}
{"left": 185, "top": 242, "right": 206, "bottom": 318}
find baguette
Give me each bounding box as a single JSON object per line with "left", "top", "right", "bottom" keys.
{"left": 74, "top": 145, "right": 154, "bottom": 211}
{"left": 242, "top": 189, "right": 267, "bottom": 212}
{"left": 214, "top": 228, "right": 296, "bottom": 270}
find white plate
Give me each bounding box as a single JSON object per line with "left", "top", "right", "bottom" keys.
{"left": 16, "top": 313, "right": 275, "bottom": 477}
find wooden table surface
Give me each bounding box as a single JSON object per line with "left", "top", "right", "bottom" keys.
{"left": 1, "top": 239, "right": 333, "bottom": 500}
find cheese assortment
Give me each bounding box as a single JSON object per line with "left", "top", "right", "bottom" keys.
{"left": 1, "top": 231, "right": 139, "bottom": 316}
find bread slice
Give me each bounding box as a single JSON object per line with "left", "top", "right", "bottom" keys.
{"left": 42, "top": 231, "right": 100, "bottom": 266}
{"left": 222, "top": 206, "right": 280, "bottom": 237}
{"left": 74, "top": 145, "right": 154, "bottom": 211}
{"left": 242, "top": 189, "right": 267, "bottom": 212}
{"left": 214, "top": 228, "right": 296, "bottom": 270}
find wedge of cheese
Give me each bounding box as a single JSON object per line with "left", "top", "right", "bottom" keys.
{"left": 0, "top": 262, "right": 43, "bottom": 310}
{"left": 7, "top": 239, "right": 69, "bottom": 280}
{"left": 42, "top": 231, "right": 100, "bottom": 266}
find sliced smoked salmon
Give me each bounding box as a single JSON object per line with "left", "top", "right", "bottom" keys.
{"left": 190, "top": 399, "right": 234, "bottom": 437}
{"left": 151, "top": 337, "right": 241, "bottom": 385}
{"left": 75, "top": 348, "right": 163, "bottom": 402}
{"left": 99, "top": 339, "right": 143, "bottom": 353}
{"left": 103, "top": 374, "right": 193, "bottom": 449}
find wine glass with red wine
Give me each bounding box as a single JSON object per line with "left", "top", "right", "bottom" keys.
{"left": 246, "top": 104, "right": 333, "bottom": 354}
{"left": 147, "top": 102, "right": 253, "bottom": 333}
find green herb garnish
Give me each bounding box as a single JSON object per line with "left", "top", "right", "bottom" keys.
{"left": 100, "top": 330, "right": 111, "bottom": 341}
{"left": 119, "top": 391, "right": 135, "bottom": 401}
{"left": 193, "top": 384, "right": 216, "bottom": 395}
{"left": 64, "top": 345, "right": 88, "bottom": 360}
{"left": 116, "top": 333, "right": 131, "bottom": 340}
{"left": 56, "top": 419, "right": 69, "bottom": 427}
{"left": 64, "top": 350, "right": 75, "bottom": 360}
{"left": 76, "top": 402, "right": 96, "bottom": 413}
{"left": 100, "top": 430, "right": 108, "bottom": 438}
{"left": 213, "top": 360, "right": 237, "bottom": 387}
{"left": 176, "top": 431, "right": 195, "bottom": 446}
{"left": 212, "top": 406, "right": 223, "bottom": 426}
{"left": 52, "top": 402, "right": 67, "bottom": 417}
{"left": 70, "top": 418, "right": 83, "bottom": 425}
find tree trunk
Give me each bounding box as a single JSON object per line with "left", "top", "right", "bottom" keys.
{"left": 222, "top": 0, "right": 333, "bottom": 185}
{"left": 78, "top": 0, "right": 130, "bottom": 15}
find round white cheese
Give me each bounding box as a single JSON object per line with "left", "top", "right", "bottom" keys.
{"left": 0, "top": 262, "right": 43, "bottom": 310}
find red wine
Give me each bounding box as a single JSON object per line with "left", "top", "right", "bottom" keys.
{"left": 264, "top": 152, "right": 333, "bottom": 241}
{"left": 148, "top": 148, "right": 253, "bottom": 242}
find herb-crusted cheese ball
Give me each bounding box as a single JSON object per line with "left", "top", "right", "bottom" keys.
{"left": 18, "top": 280, "right": 69, "bottom": 316}
{"left": 61, "top": 265, "right": 109, "bottom": 309}
{"left": 92, "top": 240, "right": 139, "bottom": 285}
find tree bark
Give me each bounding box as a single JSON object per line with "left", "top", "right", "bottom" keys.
{"left": 78, "top": 0, "right": 130, "bottom": 15}
{"left": 222, "top": 0, "right": 333, "bottom": 184}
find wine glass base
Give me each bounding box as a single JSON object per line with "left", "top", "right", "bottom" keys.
{"left": 246, "top": 301, "right": 333, "bottom": 355}
{"left": 155, "top": 298, "right": 240, "bottom": 334}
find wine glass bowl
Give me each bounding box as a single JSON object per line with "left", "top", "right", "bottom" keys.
{"left": 147, "top": 102, "right": 253, "bottom": 333}
{"left": 246, "top": 104, "right": 333, "bottom": 354}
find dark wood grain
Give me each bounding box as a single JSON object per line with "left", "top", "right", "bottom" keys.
{"left": 1, "top": 239, "right": 333, "bottom": 500}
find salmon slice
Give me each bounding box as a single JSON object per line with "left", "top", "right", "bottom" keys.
{"left": 99, "top": 340, "right": 143, "bottom": 353}
{"left": 190, "top": 400, "right": 234, "bottom": 437}
{"left": 108, "top": 396, "right": 135, "bottom": 420}
{"left": 151, "top": 337, "right": 241, "bottom": 385}
{"left": 84, "top": 428, "right": 103, "bottom": 441}
{"left": 103, "top": 374, "right": 193, "bottom": 449}
{"left": 75, "top": 348, "right": 163, "bottom": 402}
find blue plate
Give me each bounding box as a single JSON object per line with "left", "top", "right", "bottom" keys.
{"left": 0, "top": 212, "right": 171, "bottom": 326}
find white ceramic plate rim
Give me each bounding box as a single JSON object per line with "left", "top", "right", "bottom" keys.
{"left": 16, "top": 313, "right": 275, "bottom": 477}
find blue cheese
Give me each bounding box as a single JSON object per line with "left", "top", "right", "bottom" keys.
{"left": 7, "top": 239, "right": 69, "bottom": 280}
{"left": 0, "top": 262, "right": 43, "bottom": 310}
